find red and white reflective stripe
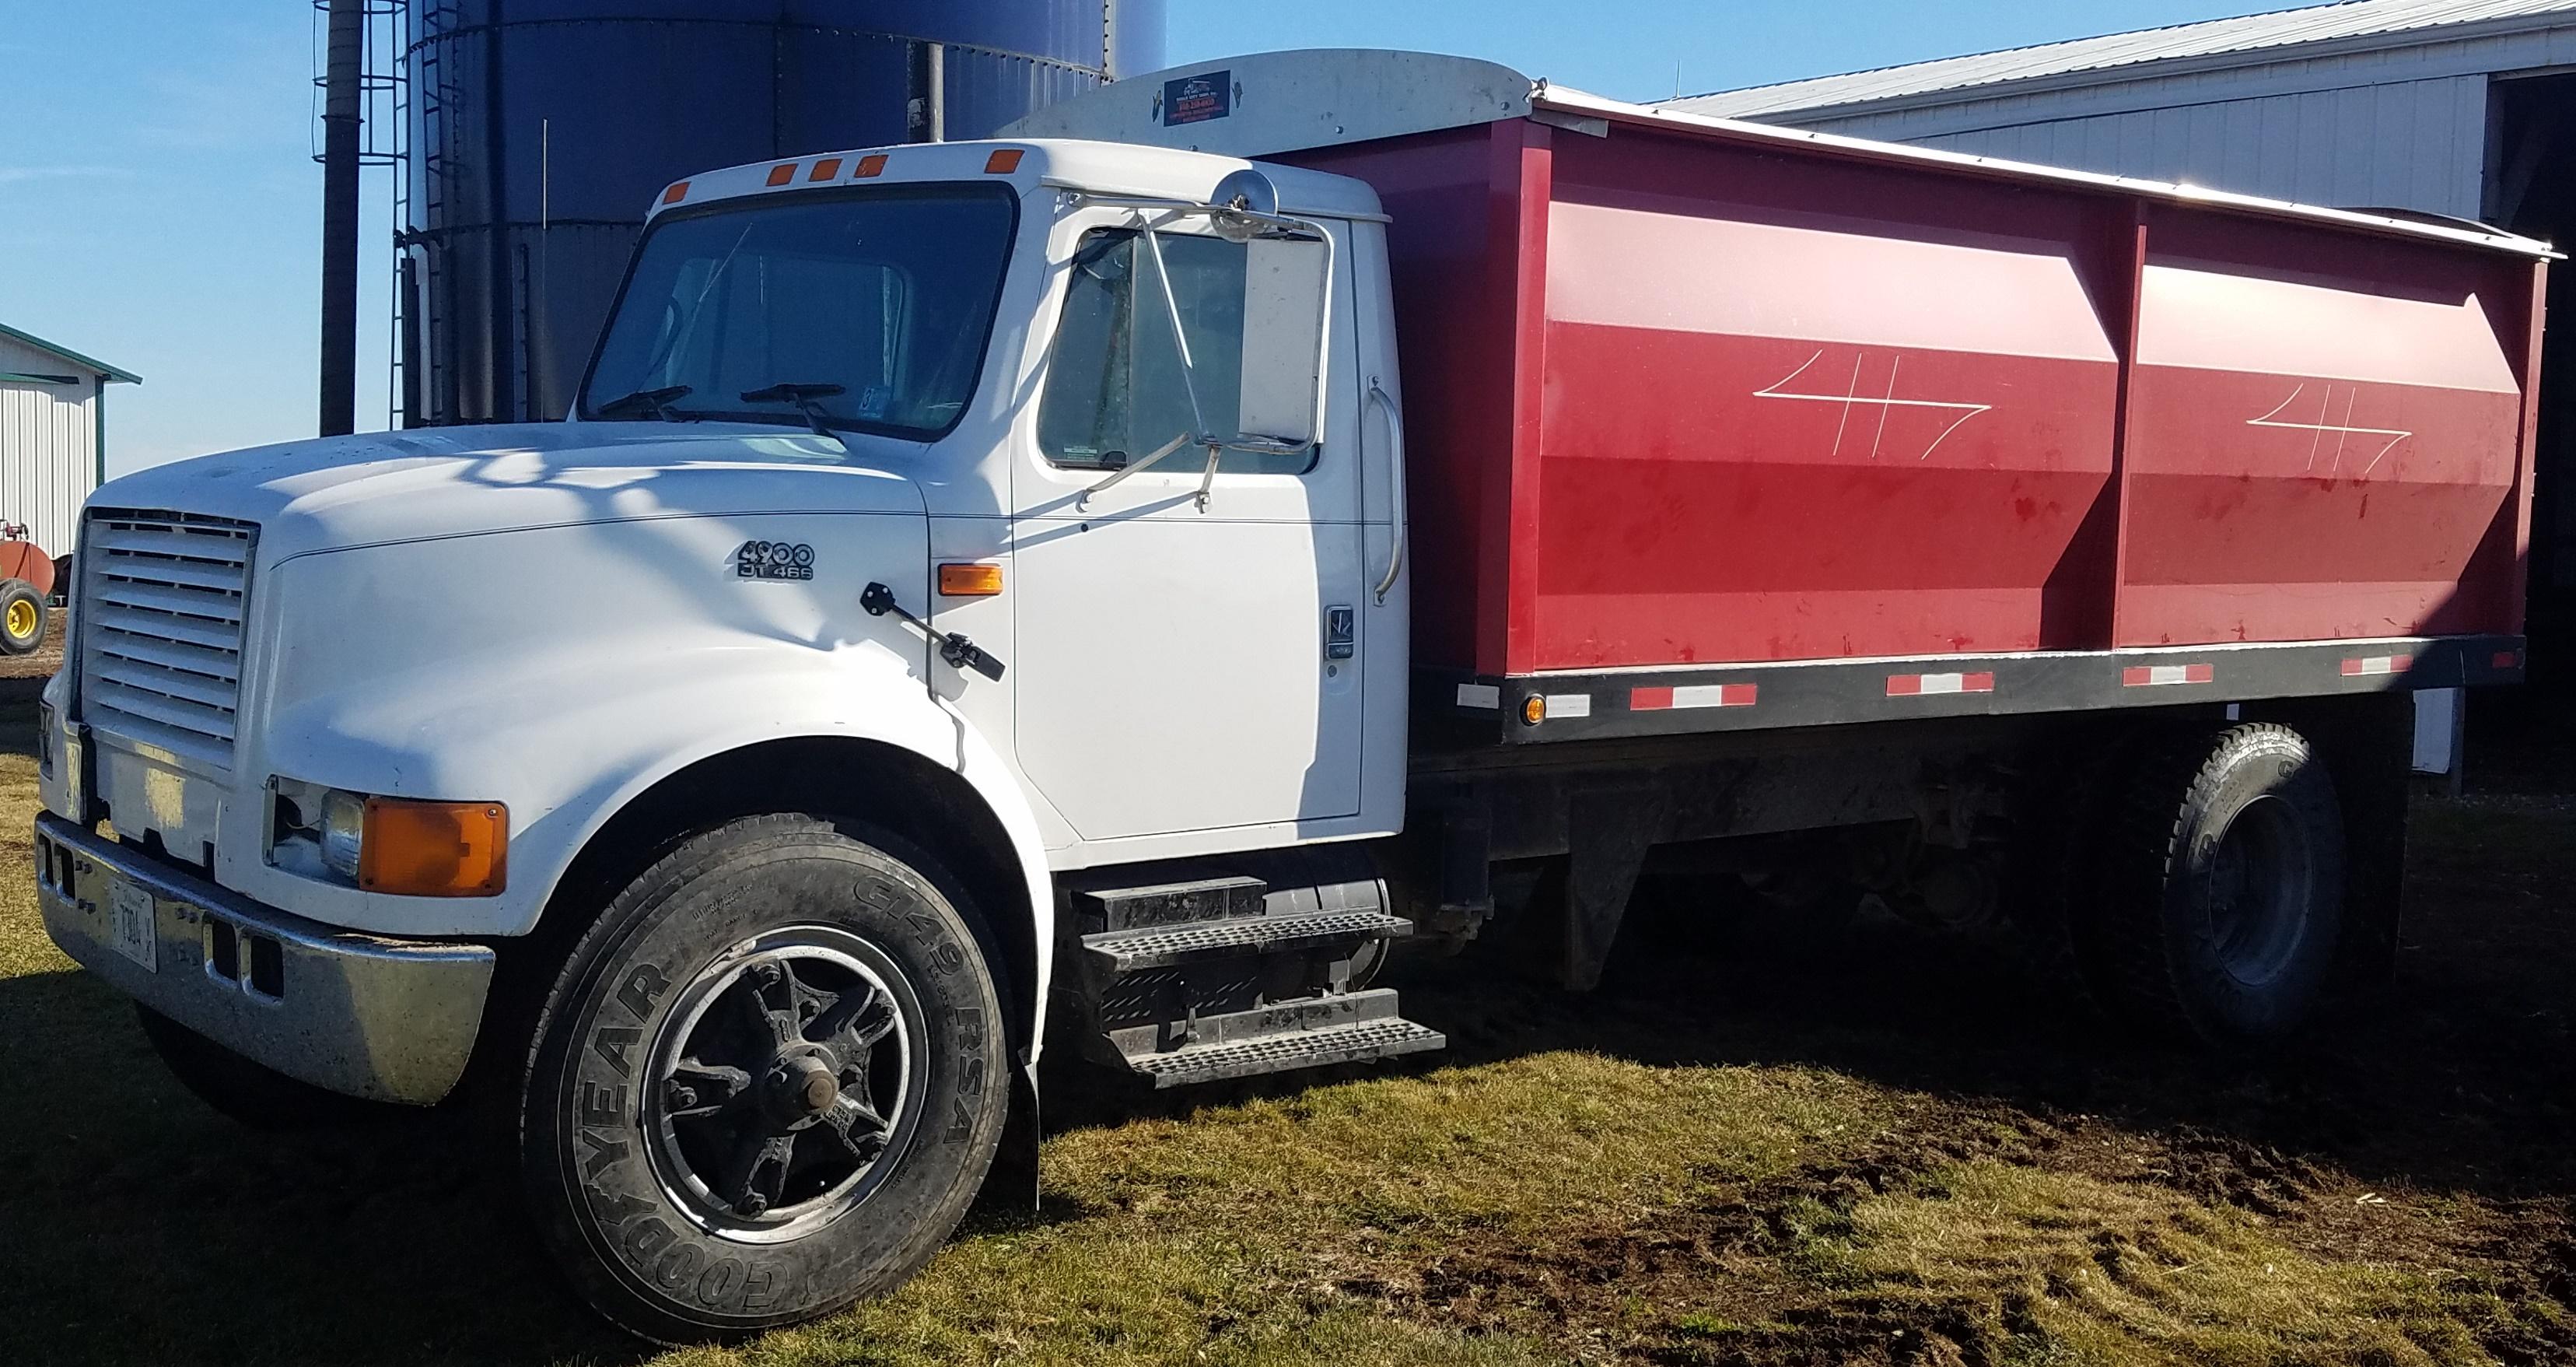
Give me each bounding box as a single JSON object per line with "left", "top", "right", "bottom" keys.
{"left": 2340, "top": 654, "right": 2413, "bottom": 677}
{"left": 2123, "top": 664, "right": 2214, "bottom": 688}
{"left": 2494, "top": 650, "right": 2522, "bottom": 669}
{"left": 1886, "top": 671, "right": 1994, "bottom": 697}
{"left": 1630, "top": 683, "right": 1759, "bottom": 711}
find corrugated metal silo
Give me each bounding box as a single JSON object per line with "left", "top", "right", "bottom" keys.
{"left": 399, "top": 0, "right": 1163, "bottom": 426}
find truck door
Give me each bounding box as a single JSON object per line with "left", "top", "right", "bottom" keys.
{"left": 1009, "top": 215, "right": 1365, "bottom": 845}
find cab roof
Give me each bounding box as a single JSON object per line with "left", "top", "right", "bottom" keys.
{"left": 647, "top": 137, "right": 1385, "bottom": 223}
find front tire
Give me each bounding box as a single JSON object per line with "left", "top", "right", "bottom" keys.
{"left": 520, "top": 815, "right": 1010, "bottom": 1342}
{"left": 2076, "top": 724, "right": 2345, "bottom": 1046}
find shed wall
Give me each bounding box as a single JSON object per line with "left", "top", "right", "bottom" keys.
{"left": 0, "top": 332, "right": 100, "bottom": 559}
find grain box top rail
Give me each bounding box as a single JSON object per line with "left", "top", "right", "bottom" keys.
{"left": 1003, "top": 47, "right": 2559, "bottom": 260}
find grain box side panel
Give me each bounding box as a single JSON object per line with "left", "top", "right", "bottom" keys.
{"left": 2119, "top": 206, "right": 2533, "bottom": 647}
{"left": 1529, "top": 127, "right": 2127, "bottom": 670}
{"left": 1283, "top": 122, "right": 1539, "bottom": 677}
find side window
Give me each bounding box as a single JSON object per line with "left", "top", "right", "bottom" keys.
{"left": 1039, "top": 229, "right": 1314, "bottom": 475}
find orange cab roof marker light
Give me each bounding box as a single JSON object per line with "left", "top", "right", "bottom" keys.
{"left": 985, "top": 149, "right": 1024, "bottom": 174}
{"left": 808, "top": 157, "right": 843, "bottom": 181}
{"left": 855, "top": 154, "right": 889, "bottom": 178}
{"left": 661, "top": 181, "right": 689, "bottom": 205}
{"left": 765, "top": 163, "right": 798, "bottom": 187}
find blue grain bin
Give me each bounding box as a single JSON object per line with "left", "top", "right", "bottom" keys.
{"left": 401, "top": 0, "right": 1163, "bottom": 426}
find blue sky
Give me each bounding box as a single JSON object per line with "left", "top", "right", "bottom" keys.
{"left": 0, "top": 1, "right": 2269, "bottom": 476}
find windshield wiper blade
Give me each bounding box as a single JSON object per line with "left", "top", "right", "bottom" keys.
{"left": 739, "top": 382, "right": 849, "bottom": 446}
{"left": 593, "top": 384, "right": 695, "bottom": 422}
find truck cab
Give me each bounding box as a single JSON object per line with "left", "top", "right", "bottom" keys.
{"left": 34, "top": 134, "right": 1422, "bottom": 1339}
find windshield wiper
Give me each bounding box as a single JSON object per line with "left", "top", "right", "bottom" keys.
{"left": 740, "top": 382, "right": 849, "bottom": 447}
{"left": 593, "top": 384, "right": 695, "bottom": 422}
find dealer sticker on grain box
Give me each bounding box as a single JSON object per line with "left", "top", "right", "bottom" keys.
{"left": 110, "top": 882, "right": 157, "bottom": 973}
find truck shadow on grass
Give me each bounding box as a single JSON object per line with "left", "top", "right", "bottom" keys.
{"left": 2, "top": 784, "right": 2571, "bottom": 1365}
{"left": 0, "top": 966, "right": 648, "bottom": 1367}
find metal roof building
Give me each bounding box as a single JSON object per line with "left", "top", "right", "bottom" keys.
{"left": 1671, "top": 0, "right": 2576, "bottom": 225}
{"left": 0, "top": 324, "right": 138, "bottom": 562}
{"left": 1673, "top": 0, "right": 2576, "bottom": 774}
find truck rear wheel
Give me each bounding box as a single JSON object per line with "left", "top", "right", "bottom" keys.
{"left": 520, "top": 814, "right": 1010, "bottom": 1342}
{"left": 2076, "top": 724, "right": 2344, "bottom": 1046}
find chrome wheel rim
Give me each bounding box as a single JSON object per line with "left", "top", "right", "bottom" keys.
{"left": 642, "top": 925, "right": 927, "bottom": 1244}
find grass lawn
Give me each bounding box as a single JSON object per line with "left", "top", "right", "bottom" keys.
{"left": 1, "top": 698, "right": 2571, "bottom": 1365}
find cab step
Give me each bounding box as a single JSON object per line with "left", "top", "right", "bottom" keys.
{"left": 1060, "top": 851, "right": 1447, "bottom": 1088}
{"left": 1080, "top": 909, "right": 1412, "bottom": 972}
{"left": 1111, "top": 990, "right": 1447, "bottom": 1088}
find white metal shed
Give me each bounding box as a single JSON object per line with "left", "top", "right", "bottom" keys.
{"left": 1672, "top": 0, "right": 2576, "bottom": 223}
{"left": 0, "top": 324, "right": 138, "bottom": 563}
{"left": 1675, "top": 0, "right": 2576, "bottom": 777}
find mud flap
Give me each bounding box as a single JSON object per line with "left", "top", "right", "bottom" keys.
{"left": 1559, "top": 789, "right": 1668, "bottom": 991}
{"left": 969, "top": 1050, "right": 1042, "bottom": 1218}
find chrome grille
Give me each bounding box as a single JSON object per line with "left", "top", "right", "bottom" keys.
{"left": 79, "top": 509, "right": 257, "bottom": 769}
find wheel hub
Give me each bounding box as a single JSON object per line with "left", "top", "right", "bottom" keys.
{"left": 641, "top": 928, "right": 926, "bottom": 1243}
{"left": 761, "top": 1048, "right": 842, "bottom": 1130}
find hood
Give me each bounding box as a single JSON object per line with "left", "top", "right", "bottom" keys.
{"left": 89, "top": 422, "right": 931, "bottom": 562}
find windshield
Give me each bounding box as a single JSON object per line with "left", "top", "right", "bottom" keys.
{"left": 579, "top": 184, "right": 1019, "bottom": 438}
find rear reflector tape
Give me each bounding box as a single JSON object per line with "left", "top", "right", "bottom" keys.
{"left": 1456, "top": 684, "right": 1500, "bottom": 710}
{"left": 2494, "top": 650, "right": 2522, "bottom": 669}
{"left": 2340, "top": 654, "right": 2413, "bottom": 677}
{"left": 2123, "top": 664, "right": 2214, "bottom": 687}
{"left": 1630, "top": 684, "right": 1757, "bottom": 710}
{"left": 1887, "top": 672, "right": 1993, "bottom": 697}
{"left": 1544, "top": 693, "right": 1593, "bottom": 719}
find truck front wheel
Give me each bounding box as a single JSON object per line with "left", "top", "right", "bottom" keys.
{"left": 520, "top": 814, "right": 1010, "bottom": 1341}
{"left": 2076, "top": 723, "right": 2345, "bottom": 1046}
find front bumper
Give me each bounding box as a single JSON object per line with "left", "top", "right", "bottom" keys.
{"left": 34, "top": 814, "right": 495, "bottom": 1105}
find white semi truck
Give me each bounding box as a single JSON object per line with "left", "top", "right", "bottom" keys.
{"left": 33, "top": 52, "right": 2544, "bottom": 1341}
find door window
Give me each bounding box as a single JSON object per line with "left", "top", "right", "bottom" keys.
{"left": 1039, "top": 229, "right": 1315, "bottom": 476}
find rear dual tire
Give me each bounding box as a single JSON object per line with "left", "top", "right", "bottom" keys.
{"left": 518, "top": 815, "right": 1010, "bottom": 1343}
{"left": 2068, "top": 723, "right": 2347, "bottom": 1046}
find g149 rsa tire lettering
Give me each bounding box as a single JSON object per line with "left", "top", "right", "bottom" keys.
{"left": 523, "top": 814, "right": 1009, "bottom": 1341}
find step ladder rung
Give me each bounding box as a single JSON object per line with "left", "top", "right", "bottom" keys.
{"left": 1083, "top": 910, "right": 1411, "bottom": 971}
{"left": 1125, "top": 1017, "right": 1446, "bottom": 1088}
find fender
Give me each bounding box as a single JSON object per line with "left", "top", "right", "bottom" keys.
{"left": 244, "top": 638, "right": 1059, "bottom": 1043}
{"left": 220, "top": 523, "right": 1059, "bottom": 1053}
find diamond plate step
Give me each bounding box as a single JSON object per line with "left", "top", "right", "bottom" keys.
{"left": 1124, "top": 1017, "right": 1447, "bottom": 1088}
{"left": 1081, "top": 910, "right": 1412, "bottom": 972}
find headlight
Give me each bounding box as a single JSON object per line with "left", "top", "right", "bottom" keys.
{"left": 318, "top": 789, "right": 366, "bottom": 879}
{"left": 269, "top": 776, "right": 509, "bottom": 897}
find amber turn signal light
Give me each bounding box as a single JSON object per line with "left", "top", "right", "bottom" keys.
{"left": 359, "top": 798, "right": 508, "bottom": 897}
{"left": 1521, "top": 696, "right": 1548, "bottom": 727}
{"left": 939, "top": 563, "right": 1004, "bottom": 597}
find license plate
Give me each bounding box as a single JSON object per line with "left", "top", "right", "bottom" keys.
{"left": 109, "top": 882, "right": 158, "bottom": 973}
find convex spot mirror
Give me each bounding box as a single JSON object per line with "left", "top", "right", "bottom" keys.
{"left": 1235, "top": 234, "right": 1330, "bottom": 450}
